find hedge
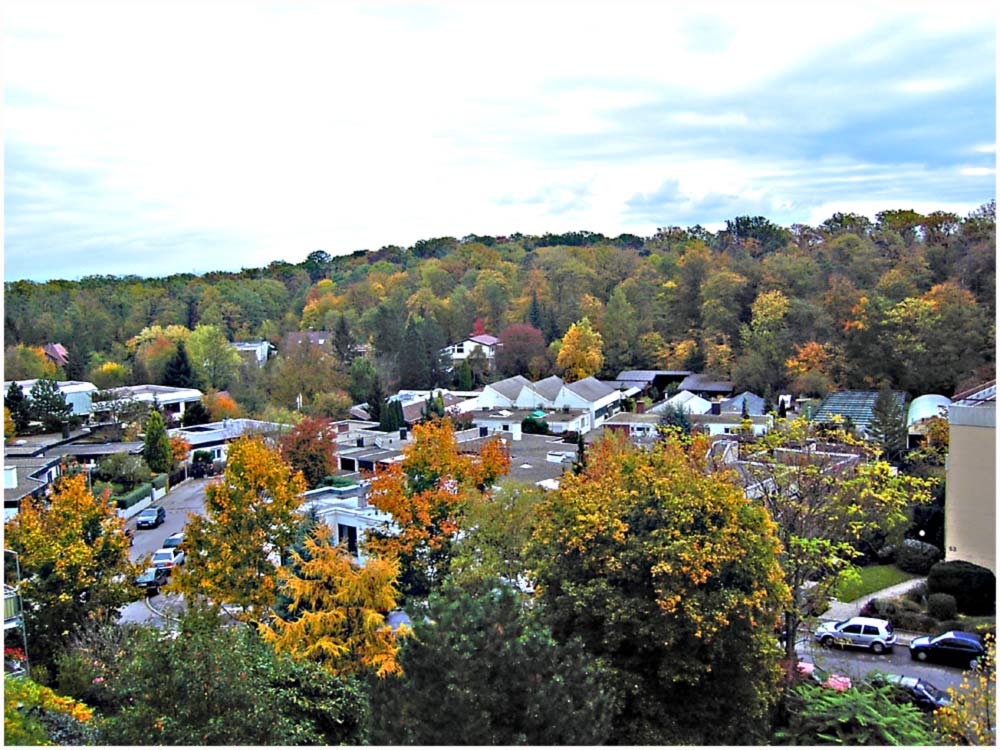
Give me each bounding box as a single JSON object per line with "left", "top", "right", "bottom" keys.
{"left": 927, "top": 593, "right": 958, "bottom": 620}
{"left": 927, "top": 560, "right": 996, "bottom": 616}
{"left": 895, "top": 538, "right": 942, "bottom": 574}
{"left": 151, "top": 473, "right": 168, "bottom": 490}
{"left": 113, "top": 483, "right": 152, "bottom": 510}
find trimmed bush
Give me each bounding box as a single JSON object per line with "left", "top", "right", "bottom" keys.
{"left": 927, "top": 560, "right": 996, "bottom": 615}
{"left": 893, "top": 610, "right": 938, "bottom": 633}
{"left": 521, "top": 416, "right": 550, "bottom": 435}
{"left": 113, "top": 483, "right": 152, "bottom": 510}
{"left": 895, "top": 538, "right": 942, "bottom": 574}
{"left": 151, "top": 473, "right": 168, "bottom": 490}
{"left": 927, "top": 593, "right": 958, "bottom": 621}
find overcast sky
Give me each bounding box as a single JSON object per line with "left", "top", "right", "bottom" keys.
{"left": 4, "top": 1, "right": 995, "bottom": 281}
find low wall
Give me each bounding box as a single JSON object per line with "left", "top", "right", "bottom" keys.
{"left": 118, "top": 496, "right": 152, "bottom": 520}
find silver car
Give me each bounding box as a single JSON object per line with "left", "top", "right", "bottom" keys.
{"left": 814, "top": 616, "right": 897, "bottom": 654}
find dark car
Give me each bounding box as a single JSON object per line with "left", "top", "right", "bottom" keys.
{"left": 134, "top": 566, "right": 170, "bottom": 595}
{"left": 136, "top": 506, "right": 166, "bottom": 529}
{"left": 909, "top": 630, "right": 985, "bottom": 669}
{"left": 874, "top": 673, "right": 951, "bottom": 712}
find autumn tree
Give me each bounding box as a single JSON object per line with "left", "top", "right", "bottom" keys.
{"left": 4, "top": 406, "right": 14, "bottom": 441}
{"left": 739, "top": 418, "right": 934, "bottom": 663}
{"left": 556, "top": 317, "right": 604, "bottom": 382}
{"left": 278, "top": 416, "right": 338, "bottom": 487}
{"left": 3, "top": 675, "right": 95, "bottom": 745}
{"left": 171, "top": 435, "right": 306, "bottom": 623}
{"left": 785, "top": 341, "right": 835, "bottom": 397}
{"left": 529, "top": 433, "right": 789, "bottom": 744}
{"left": 734, "top": 289, "right": 790, "bottom": 397}
{"left": 601, "top": 285, "right": 638, "bottom": 375}
{"left": 261, "top": 523, "right": 404, "bottom": 677}
{"left": 4, "top": 344, "right": 59, "bottom": 380}
{"left": 187, "top": 324, "right": 242, "bottom": 390}
{"left": 142, "top": 409, "right": 173, "bottom": 473}
{"left": 203, "top": 390, "right": 241, "bottom": 420}
{"left": 934, "top": 635, "right": 995, "bottom": 746}
{"left": 366, "top": 419, "right": 510, "bottom": 600}
{"left": 87, "top": 360, "right": 129, "bottom": 389}
{"left": 495, "top": 323, "right": 546, "bottom": 377}
{"left": 4, "top": 472, "right": 136, "bottom": 670}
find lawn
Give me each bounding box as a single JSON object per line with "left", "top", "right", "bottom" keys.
{"left": 833, "top": 565, "right": 918, "bottom": 603}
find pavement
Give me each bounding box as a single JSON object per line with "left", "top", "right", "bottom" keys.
{"left": 818, "top": 577, "right": 928, "bottom": 645}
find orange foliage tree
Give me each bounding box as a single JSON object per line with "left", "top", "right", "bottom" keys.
{"left": 203, "top": 390, "right": 241, "bottom": 420}
{"left": 261, "top": 523, "right": 405, "bottom": 678}
{"left": 171, "top": 436, "right": 305, "bottom": 623}
{"left": 366, "top": 418, "right": 510, "bottom": 599}
{"left": 169, "top": 435, "right": 191, "bottom": 467}
{"left": 278, "top": 416, "right": 338, "bottom": 488}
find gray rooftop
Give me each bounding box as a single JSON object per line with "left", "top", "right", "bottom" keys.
{"left": 488, "top": 375, "right": 535, "bottom": 401}
{"left": 566, "top": 376, "right": 615, "bottom": 402}
{"left": 533, "top": 375, "right": 565, "bottom": 402}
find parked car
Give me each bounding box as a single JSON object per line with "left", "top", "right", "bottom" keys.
{"left": 134, "top": 566, "right": 170, "bottom": 595}
{"left": 909, "top": 631, "right": 985, "bottom": 669}
{"left": 136, "top": 506, "right": 166, "bottom": 529}
{"left": 151, "top": 546, "right": 185, "bottom": 571}
{"left": 162, "top": 532, "right": 185, "bottom": 548}
{"left": 872, "top": 673, "right": 951, "bottom": 712}
{"left": 814, "top": 616, "right": 897, "bottom": 654}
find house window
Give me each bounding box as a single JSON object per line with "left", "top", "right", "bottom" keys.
{"left": 337, "top": 524, "right": 358, "bottom": 555}
{"left": 455, "top": 343, "right": 464, "bottom": 353}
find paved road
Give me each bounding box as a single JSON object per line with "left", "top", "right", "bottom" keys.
{"left": 118, "top": 477, "right": 211, "bottom": 625}
{"left": 796, "top": 636, "right": 968, "bottom": 693}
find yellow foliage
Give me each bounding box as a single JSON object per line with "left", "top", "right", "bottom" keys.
{"left": 934, "top": 635, "right": 995, "bottom": 745}
{"left": 261, "top": 523, "right": 405, "bottom": 678}
{"left": 556, "top": 318, "right": 603, "bottom": 382}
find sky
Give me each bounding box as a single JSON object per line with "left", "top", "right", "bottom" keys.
{"left": 3, "top": 0, "right": 996, "bottom": 281}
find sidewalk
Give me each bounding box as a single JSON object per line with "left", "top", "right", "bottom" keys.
{"left": 817, "top": 577, "right": 927, "bottom": 646}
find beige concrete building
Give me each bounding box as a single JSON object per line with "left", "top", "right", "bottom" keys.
{"left": 944, "top": 382, "right": 996, "bottom": 572}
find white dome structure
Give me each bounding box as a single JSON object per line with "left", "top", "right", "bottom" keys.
{"left": 907, "top": 394, "right": 952, "bottom": 428}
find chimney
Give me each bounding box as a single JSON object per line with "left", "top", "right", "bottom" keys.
{"left": 636, "top": 400, "right": 646, "bottom": 414}
{"left": 710, "top": 402, "right": 721, "bottom": 415}
{"left": 356, "top": 437, "right": 364, "bottom": 448}
{"left": 399, "top": 428, "right": 408, "bottom": 440}
{"left": 61, "top": 420, "right": 71, "bottom": 439}
{"left": 479, "top": 426, "right": 489, "bottom": 437}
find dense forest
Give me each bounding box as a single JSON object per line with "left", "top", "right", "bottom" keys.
{"left": 5, "top": 203, "right": 995, "bottom": 418}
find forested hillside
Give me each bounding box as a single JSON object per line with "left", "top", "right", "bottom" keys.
{"left": 5, "top": 204, "right": 995, "bottom": 416}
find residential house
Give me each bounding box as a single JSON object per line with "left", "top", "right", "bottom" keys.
{"left": 299, "top": 484, "right": 394, "bottom": 564}
{"left": 4, "top": 379, "right": 98, "bottom": 419}
{"left": 472, "top": 375, "right": 621, "bottom": 433}
{"left": 811, "top": 390, "right": 909, "bottom": 435}
{"left": 677, "top": 373, "right": 734, "bottom": 398}
{"left": 168, "top": 418, "right": 289, "bottom": 463}
{"left": 442, "top": 334, "right": 500, "bottom": 369}
{"left": 650, "top": 390, "right": 711, "bottom": 415}
{"left": 945, "top": 381, "right": 996, "bottom": 572}
{"left": 720, "top": 391, "right": 767, "bottom": 416}
{"left": 282, "top": 331, "right": 333, "bottom": 353}
{"left": 231, "top": 340, "right": 274, "bottom": 368}
{"left": 611, "top": 370, "right": 693, "bottom": 397}
{"left": 93, "top": 384, "right": 203, "bottom": 425}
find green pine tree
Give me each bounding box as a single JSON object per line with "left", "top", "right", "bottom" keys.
{"left": 868, "top": 387, "right": 908, "bottom": 463}
{"left": 28, "top": 378, "right": 72, "bottom": 432}
{"left": 143, "top": 410, "right": 173, "bottom": 473}
{"left": 5, "top": 381, "right": 31, "bottom": 432}
{"left": 163, "top": 343, "right": 197, "bottom": 388}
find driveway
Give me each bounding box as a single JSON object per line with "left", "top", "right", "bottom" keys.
{"left": 118, "top": 477, "right": 212, "bottom": 624}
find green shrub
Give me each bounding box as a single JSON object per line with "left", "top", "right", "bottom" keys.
{"left": 904, "top": 582, "right": 927, "bottom": 604}
{"left": 927, "top": 593, "right": 958, "bottom": 620}
{"left": 927, "top": 560, "right": 996, "bottom": 615}
{"left": 192, "top": 449, "right": 213, "bottom": 464}
{"left": 321, "top": 476, "right": 356, "bottom": 488}
{"left": 895, "top": 538, "right": 941, "bottom": 574}
{"left": 151, "top": 473, "right": 167, "bottom": 490}
{"left": 112, "top": 483, "right": 152, "bottom": 510}
{"left": 893, "top": 610, "right": 938, "bottom": 633}
{"left": 521, "top": 416, "right": 550, "bottom": 435}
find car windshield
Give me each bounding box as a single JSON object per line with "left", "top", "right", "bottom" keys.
{"left": 152, "top": 552, "right": 171, "bottom": 561}
{"left": 137, "top": 568, "right": 158, "bottom": 579}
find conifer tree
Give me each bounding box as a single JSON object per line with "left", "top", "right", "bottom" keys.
{"left": 5, "top": 381, "right": 31, "bottom": 432}
{"left": 868, "top": 386, "right": 907, "bottom": 463}
{"left": 162, "top": 343, "right": 197, "bottom": 388}
{"left": 142, "top": 409, "right": 173, "bottom": 473}
{"left": 29, "top": 378, "right": 72, "bottom": 431}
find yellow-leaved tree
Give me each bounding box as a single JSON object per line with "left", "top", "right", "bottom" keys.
{"left": 934, "top": 634, "right": 996, "bottom": 746}
{"left": 261, "top": 522, "right": 405, "bottom": 678}
{"left": 556, "top": 317, "right": 603, "bottom": 381}
{"left": 171, "top": 435, "right": 305, "bottom": 623}
{"left": 4, "top": 471, "right": 136, "bottom": 670}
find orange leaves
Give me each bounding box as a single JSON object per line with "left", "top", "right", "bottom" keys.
{"left": 365, "top": 419, "right": 510, "bottom": 596}
{"left": 169, "top": 435, "right": 191, "bottom": 464}
{"left": 785, "top": 341, "right": 830, "bottom": 376}
{"left": 203, "top": 391, "right": 241, "bottom": 420}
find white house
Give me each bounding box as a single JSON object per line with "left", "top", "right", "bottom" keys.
{"left": 230, "top": 340, "right": 274, "bottom": 368}
{"left": 168, "top": 418, "right": 289, "bottom": 462}
{"left": 300, "top": 484, "right": 394, "bottom": 564}
{"left": 442, "top": 334, "right": 500, "bottom": 368}
{"left": 471, "top": 375, "right": 620, "bottom": 433}
{"left": 4, "top": 380, "right": 98, "bottom": 418}
{"left": 650, "top": 390, "right": 711, "bottom": 415}
{"left": 96, "top": 384, "right": 203, "bottom": 424}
